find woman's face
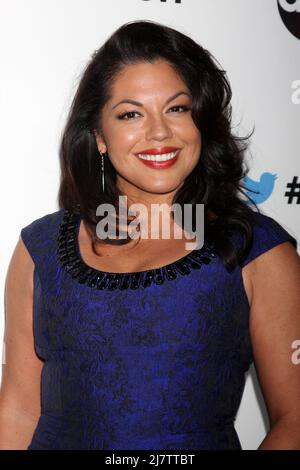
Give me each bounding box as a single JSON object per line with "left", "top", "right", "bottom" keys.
{"left": 94, "top": 59, "right": 201, "bottom": 198}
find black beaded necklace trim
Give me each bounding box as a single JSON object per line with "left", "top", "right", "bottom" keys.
{"left": 57, "top": 206, "right": 217, "bottom": 291}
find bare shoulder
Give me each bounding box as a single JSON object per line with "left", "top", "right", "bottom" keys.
{"left": 1, "top": 235, "right": 43, "bottom": 418}
{"left": 244, "top": 241, "right": 300, "bottom": 426}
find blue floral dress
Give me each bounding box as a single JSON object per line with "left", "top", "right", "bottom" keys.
{"left": 20, "top": 206, "right": 297, "bottom": 449}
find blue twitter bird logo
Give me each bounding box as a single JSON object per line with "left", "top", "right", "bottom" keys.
{"left": 243, "top": 173, "right": 278, "bottom": 204}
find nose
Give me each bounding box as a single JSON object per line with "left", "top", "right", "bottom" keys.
{"left": 145, "top": 113, "right": 173, "bottom": 141}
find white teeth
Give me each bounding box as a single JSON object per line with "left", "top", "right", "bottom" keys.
{"left": 136, "top": 150, "right": 179, "bottom": 161}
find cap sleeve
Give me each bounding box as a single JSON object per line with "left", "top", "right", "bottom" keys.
{"left": 238, "top": 212, "right": 298, "bottom": 268}
{"left": 20, "top": 218, "right": 42, "bottom": 267}
{"left": 20, "top": 208, "right": 65, "bottom": 267}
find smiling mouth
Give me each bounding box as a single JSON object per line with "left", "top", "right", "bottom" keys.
{"left": 135, "top": 150, "right": 180, "bottom": 162}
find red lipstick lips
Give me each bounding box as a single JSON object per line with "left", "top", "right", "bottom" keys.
{"left": 134, "top": 147, "right": 180, "bottom": 169}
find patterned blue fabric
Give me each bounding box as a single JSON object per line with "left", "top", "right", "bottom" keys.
{"left": 20, "top": 208, "right": 297, "bottom": 450}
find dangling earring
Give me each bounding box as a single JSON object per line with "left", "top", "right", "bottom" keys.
{"left": 99, "top": 151, "right": 106, "bottom": 192}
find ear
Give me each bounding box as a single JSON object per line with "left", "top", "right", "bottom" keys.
{"left": 93, "top": 129, "right": 107, "bottom": 154}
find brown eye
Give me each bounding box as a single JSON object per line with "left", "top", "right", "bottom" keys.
{"left": 169, "top": 105, "right": 191, "bottom": 113}
{"left": 118, "top": 111, "right": 140, "bottom": 120}
{"left": 117, "top": 105, "right": 191, "bottom": 120}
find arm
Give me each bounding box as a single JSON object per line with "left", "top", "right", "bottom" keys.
{"left": 0, "top": 236, "right": 44, "bottom": 449}
{"left": 244, "top": 241, "right": 300, "bottom": 449}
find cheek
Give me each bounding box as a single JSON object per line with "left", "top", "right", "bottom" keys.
{"left": 189, "top": 126, "right": 201, "bottom": 146}
{"left": 184, "top": 131, "right": 201, "bottom": 163}
{"left": 177, "top": 122, "right": 201, "bottom": 146}
{"left": 183, "top": 138, "right": 201, "bottom": 172}
{"left": 102, "top": 118, "right": 135, "bottom": 145}
{"left": 112, "top": 130, "right": 140, "bottom": 155}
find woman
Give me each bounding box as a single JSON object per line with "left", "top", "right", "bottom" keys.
{"left": 1, "top": 20, "right": 299, "bottom": 450}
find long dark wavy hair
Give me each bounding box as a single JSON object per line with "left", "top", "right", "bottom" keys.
{"left": 57, "top": 19, "right": 260, "bottom": 271}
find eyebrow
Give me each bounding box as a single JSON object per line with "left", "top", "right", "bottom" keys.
{"left": 111, "top": 91, "right": 192, "bottom": 110}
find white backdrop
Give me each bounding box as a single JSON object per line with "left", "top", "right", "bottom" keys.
{"left": 0, "top": 0, "right": 299, "bottom": 450}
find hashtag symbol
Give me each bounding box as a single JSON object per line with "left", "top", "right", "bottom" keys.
{"left": 285, "top": 176, "right": 300, "bottom": 204}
